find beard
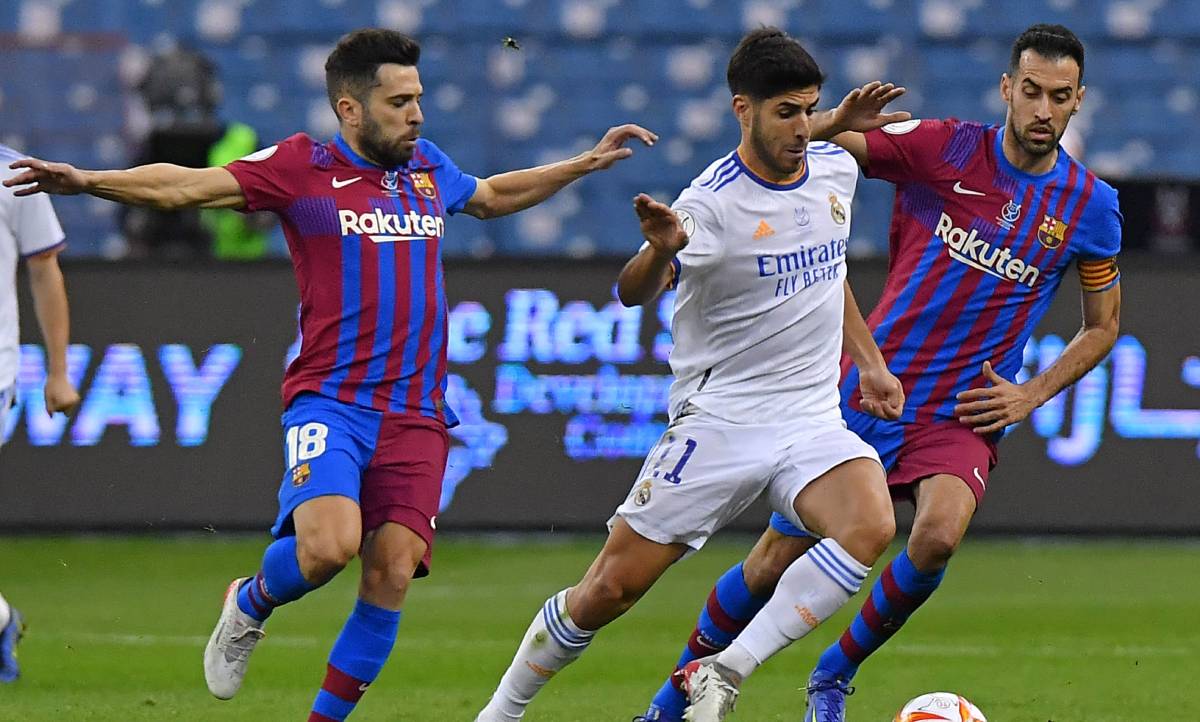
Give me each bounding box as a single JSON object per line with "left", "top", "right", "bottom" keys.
{"left": 359, "top": 111, "right": 414, "bottom": 168}
{"left": 750, "top": 121, "right": 803, "bottom": 179}
{"left": 1012, "top": 122, "right": 1062, "bottom": 157}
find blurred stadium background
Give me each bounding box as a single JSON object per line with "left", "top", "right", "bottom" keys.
{"left": 1, "top": 1, "right": 1198, "bottom": 720}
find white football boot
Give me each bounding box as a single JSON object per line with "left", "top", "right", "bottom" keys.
{"left": 203, "top": 577, "right": 266, "bottom": 699}
{"left": 682, "top": 657, "right": 741, "bottom": 721}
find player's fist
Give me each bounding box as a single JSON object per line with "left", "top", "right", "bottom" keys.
{"left": 859, "top": 365, "right": 905, "bottom": 421}
{"left": 830, "top": 81, "right": 911, "bottom": 134}
{"left": 633, "top": 193, "right": 688, "bottom": 255}
{"left": 43, "top": 374, "right": 81, "bottom": 416}
{"left": 3, "top": 158, "right": 89, "bottom": 197}
{"left": 587, "top": 124, "right": 658, "bottom": 170}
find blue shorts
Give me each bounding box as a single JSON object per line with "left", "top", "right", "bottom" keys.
{"left": 272, "top": 393, "right": 449, "bottom": 574}
{"left": 769, "top": 406, "right": 905, "bottom": 537}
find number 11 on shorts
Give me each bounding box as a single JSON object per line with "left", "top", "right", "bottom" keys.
{"left": 286, "top": 422, "right": 329, "bottom": 468}
{"left": 660, "top": 437, "right": 697, "bottom": 485}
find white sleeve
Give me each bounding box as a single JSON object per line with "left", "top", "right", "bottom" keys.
{"left": 670, "top": 186, "right": 724, "bottom": 278}
{"left": 10, "top": 192, "right": 66, "bottom": 257}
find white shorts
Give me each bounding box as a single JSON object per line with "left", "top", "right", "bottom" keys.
{"left": 610, "top": 406, "right": 880, "bottom": 552}
{"left": 0, "top": 385, "right": 13, "bottom": 450}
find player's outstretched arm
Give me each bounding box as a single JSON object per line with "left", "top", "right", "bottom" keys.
{"left": 26, "top": 247, "right": 80, "bottom": 415}
{"left": 810, "top": 81, "right": 911, "bottom": 168}
{"left": 462, "top": 124, "right": 657, "bottom": 219}
{"left": 3, "top": 159, "right": 246, "bottom": 210}
{"left": 616, "top": 193, "right": 687, "bottom": 307}
{"left": 955, "top": 282, "right": 1121, "bottom": 434}
{"left": 842, "top": 279, "right": 904, "bottom": 420}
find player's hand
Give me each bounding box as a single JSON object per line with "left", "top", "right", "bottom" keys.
{"left": 859, "top": 365, "right": 905, "bottom": 420}
{"left": 830, "top": 81, "right": 911, "bottom": 135}
{"left": 633, "top": 193, "right": 688, "bottom": 255}
{"left": 587, "top": 124, "right": 658, "bottom": 170}
{"left": 43, "top": 374, "right": 81, "bottom": 416}
{"left": 3, "top": 158, "right": 89, "bottom": 197}
{"left": 954, "top": 361, "right": 1037, "bottom": 434}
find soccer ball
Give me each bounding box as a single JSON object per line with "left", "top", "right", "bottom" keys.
{"left": 894, "top": 692, "right": 987, "bottom": 722}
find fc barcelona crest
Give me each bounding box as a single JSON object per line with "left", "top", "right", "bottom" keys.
{"left": 411, "top": 172, "right": 438, "bottom": 199}
{"left": 1037, "top": 214, "right": 1068, "bottom": 249}
{"left": 828, "top": 193, "right": 846, "bottom": 225}
{"left": 291, "top": 462, "right": 311, "bottom": 487}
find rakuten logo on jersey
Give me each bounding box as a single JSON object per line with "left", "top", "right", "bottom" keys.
{"left": 935, "top": 212, "right": 1040, "bottom": 287}
{"left": 338, "top": 209, "right": 444, "bottom": 243}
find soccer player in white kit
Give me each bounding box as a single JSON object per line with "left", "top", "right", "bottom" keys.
{"left": 0, "top": 143, "right": 81, "bottom": 682}
{"left": 476, "top": 29, "right": 911, "bottom": 722}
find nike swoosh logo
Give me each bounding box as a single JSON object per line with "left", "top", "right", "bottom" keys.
{"left": 331, "top": 176, "right": 362, "bottom": 188}
{"left": 953, "top": 181, "right": 986, "bottom": 196}
{"left": 973, "top": 466, "right": 986, "bottom": 489}
{"left": 358, "top": 682, "right": 370, "bottom": 692}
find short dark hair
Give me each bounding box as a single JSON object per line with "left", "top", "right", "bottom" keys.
{"left": 325, "top": 28, "right": 421, "bottom": 110}
{"left": 727, "top": 28, "right": 824, "bottom": 100}
{"left": 1009, "top": 24, "right": 1085, "bottom": 82}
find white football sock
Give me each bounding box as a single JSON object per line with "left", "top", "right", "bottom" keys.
{"left": 476, "top": 589, "right": 596, "bottom": 721}
{"left": 0, "top": 592, "right": 9, "bottom": 630}
{"left": 717, "top": 538, "right": 868, "bottom": 680}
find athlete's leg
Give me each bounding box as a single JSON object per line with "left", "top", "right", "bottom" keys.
{"left": 798, "top": 473, "right": 972, "bottom": 722}
{"left": 477, "top": 519, "right": 688, "bottom": 721}
{"left": 642, "top": 527, "right": 813, "bottom": 721}
{"left": 306, "top": 523, "right": 424, "bottom": 722}
{"left": 206, "top": 394, "right": 377, "bottom": 700}
{"left": 308, "top": 413, "right": 447, "bottom": 721}
{"left": 713, "top": 457, "right": 894, "bottom": 680}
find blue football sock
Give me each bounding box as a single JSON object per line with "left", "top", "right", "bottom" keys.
{"left": 309, "top": 599, "right": 402, "bottom": 721}
{"left": 647, "top": 563, "right": 769, "bottom": 721}
{"left": 815, "top": 548, "right": 945, "bottom": 680}
{"left": 237, "top": 536, "right": 316, "bottom": 622}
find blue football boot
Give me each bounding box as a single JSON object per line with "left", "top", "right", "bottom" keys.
{"left": 0, "top": 607, "right": 26, "bottom": 683}
{"left": 803, "top": 669, "right": 854, "bottom": 722}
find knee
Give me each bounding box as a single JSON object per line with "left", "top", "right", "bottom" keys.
{"left": 908, "top": 523, "right": 962, "bottom": 570}
{"left": 833, "top": 512, "right": 895, "bottom": 566}
{"left": 361, "top": 561, "right": 414, "bottom": 601}
{"left": 571, "top": 572, "right": 642, "bottom": 629}
{"left": 744, "top": 534, "right": 812, "bottom": 596}
{"left": 296, "top": 532, "right": 358, "bottom": 583}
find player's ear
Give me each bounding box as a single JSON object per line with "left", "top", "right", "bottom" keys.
{"left": 731, "top": 94, "right": 751, "bottom": 128}
{"left": 335, "top": 96, "right": 363, "bottom": 127}
{"left": 999, "top": 73, "right": 1012, "bottom": 104}
{"left": 1073, "top": 85, "right": 1086, "bottom": 114}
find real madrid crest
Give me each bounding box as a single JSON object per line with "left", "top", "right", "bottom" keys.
{"left": 828, "top": 193, "right": 846, "bottom": 225}
{"left": 381, "top": 170, "right": 401, "bottom": 197}
{"left": 634, "top": 479, "right": 653, "bottom": 506}
{"left": 411, "top": 171, "right": 438, "bottom": 200}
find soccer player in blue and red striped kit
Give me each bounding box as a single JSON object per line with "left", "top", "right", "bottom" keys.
{"left": 6, "top": 28, "right": 655, "bottom": 720}
{"left": 638, "top": 24, "right": 1123, "bottom": 722}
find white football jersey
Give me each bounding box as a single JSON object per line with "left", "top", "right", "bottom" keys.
{"left": 664, "top": 143, "right": 858, "bottom": 424}
{"left": 0, "top": 145, "right": 66, "bottom": 391}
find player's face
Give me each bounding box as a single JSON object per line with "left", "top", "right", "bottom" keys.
{"left": 1001, "top": 50, "right": 1084, "bottom": 157}
{"left": 740, "top": 86, "right": 820, "bottom": 180}
{"left": 358, "top": 63, "right": 425, "bottom": 167}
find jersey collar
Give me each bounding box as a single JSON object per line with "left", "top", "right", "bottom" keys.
{"left": 733, "top": 150, "right": 809, "bottom": 191}
{"left": 993, "top": 125, "right": 1067, "bottom": 185}
{"left": 332, "top": 133, "right": 410, "bottom": 172}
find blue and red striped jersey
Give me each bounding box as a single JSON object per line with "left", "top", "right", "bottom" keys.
{"left": 842, "top": 119, "right": 1123, "bottom": 424}
{"left": 226, "top": 133, "right": 477, "bottom": 425}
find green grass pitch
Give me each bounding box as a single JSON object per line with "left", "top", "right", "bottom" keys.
{"left": 0, "top": 535, "right": 1194, "bottom": 721}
